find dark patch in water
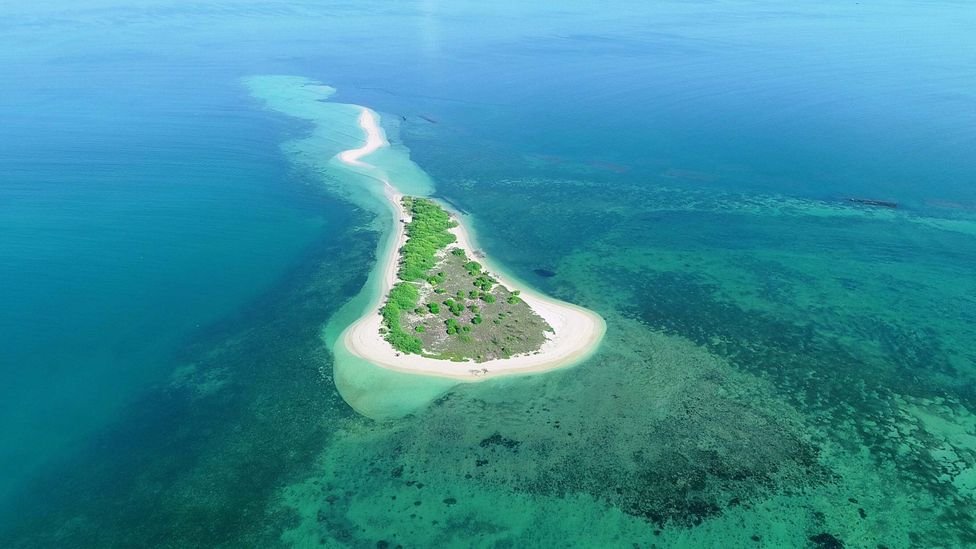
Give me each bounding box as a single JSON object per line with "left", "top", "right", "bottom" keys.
{"left": 533, "top": 268, "right": 557, "bottom": 278}
{"left": 431, "top": 193, "right": 468, "bottom": 215}
{"left": 808, "top": 532, "right": 845, "bottom": 548}
{"left": 847, "top": 197, "right": 898, "bottom": 209}
{"left": 479, "top": 433, "right": 521, "bottom": 451}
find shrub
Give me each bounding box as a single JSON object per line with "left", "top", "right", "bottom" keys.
{"left": 445, "top": 318, "right": 460, "bottom": 335}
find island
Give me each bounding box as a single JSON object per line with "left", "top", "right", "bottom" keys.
{"left": 379, "top": 196, "right": 552, "bottom": 362}
{"left": 339, "top": 108, "right": 605, "bottom": 381}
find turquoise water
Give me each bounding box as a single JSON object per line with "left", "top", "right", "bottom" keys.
{"left": 2, "top": 1, "right": 975, "bottom": 547}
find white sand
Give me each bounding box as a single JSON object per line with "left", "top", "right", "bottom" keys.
{"left": 339, "top": 109, "right": 605, "bottom": 382}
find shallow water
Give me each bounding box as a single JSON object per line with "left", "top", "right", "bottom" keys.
{"left": 2, "top": 1, "right": 975, "bottom": 547}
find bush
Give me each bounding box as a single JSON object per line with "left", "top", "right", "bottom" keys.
{"left": 443, "top": 299, "right": 464, "bottom": 316}
{"left": 473, "top": 275, "right": 495, "bottom": 292}
{"left": 445, "top": 318, "right": 460, "bottom": 335}
{"left": 427, "top": 302, "right": 440, "bottom": 314}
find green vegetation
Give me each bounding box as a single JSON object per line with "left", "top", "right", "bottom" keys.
{"left": 506, "top": 290, "right": 521, "bottom": 305}
{"left": 473, "top": 274, "right": 495, "bottom": 292}
{"left": 380, "top": 197, "right": 456, "bottom": 353}
{"left": 443, "top": 298, "right": 465, "bottom": 316}
{"left": 379, "top": 197, "right": 551, "bottom": 360}
{"left": 380, "top": 282, "right": 422, "bottom": 354}
{"left": 398, "top": 197, "right": 457, "bottom": 282}
{"left": 445, "top": 318, "right": 460, "bottom": 335}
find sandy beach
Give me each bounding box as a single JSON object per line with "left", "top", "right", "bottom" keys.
{"left": 339, "top": 109, "right": 605, "bottom": 381}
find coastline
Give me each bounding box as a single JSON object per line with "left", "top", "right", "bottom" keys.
{"left": 338, "top": 109, "right": 605, "bottom": 382}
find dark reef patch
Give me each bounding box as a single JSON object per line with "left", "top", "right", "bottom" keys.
{"left": 479, "top": 433, "right": 521, "bottom": 451}
{"left": 808, "top": 532, "right": 845, "bottom": 548}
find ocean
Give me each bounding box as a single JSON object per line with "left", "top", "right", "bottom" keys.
{"left": 1, "top": 1, "right": 975, "bottom": 546}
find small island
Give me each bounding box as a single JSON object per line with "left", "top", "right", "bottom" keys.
{"left": 380, "top": 197, "right": 552, "bottom": 362}
{"left": 337, "top": 106, "right": 605, "bottom": 381}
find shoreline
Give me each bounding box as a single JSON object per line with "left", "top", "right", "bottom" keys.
{"left": 338, "top": 109, "right": 605, "bottom": 382}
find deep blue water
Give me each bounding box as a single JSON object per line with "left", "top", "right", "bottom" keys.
{"left": 2, "top": 1, "right": 975, "bottom": 546}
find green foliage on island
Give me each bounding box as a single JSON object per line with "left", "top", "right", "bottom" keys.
{"left": 398, "top": 197, "right": 457, "bottom": 282}
{"left": 507, "top": 289, "right": 522, "bottom": 304}
{"left": 380, "top": 282, "right": 423, "bottom": 354}
{"left": 445, "top": 318, "right": 460, "bottom": 335}
{"left": 473, "top": 274, "right": 495, "bottom": 292}
{"left": 442, "top": 298, "right": 465, "bottom": 316}
{"left": 379, "top": 196, "right": 552, "bottom": 361}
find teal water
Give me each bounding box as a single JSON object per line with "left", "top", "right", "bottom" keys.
{"left": 2, "top": 1, "right": 975, "bottom": 547}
